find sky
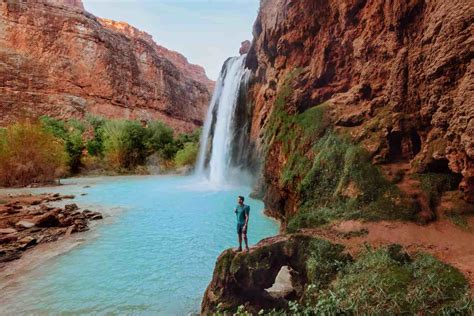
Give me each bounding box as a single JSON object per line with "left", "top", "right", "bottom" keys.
{"left": 83, "top": 0, "right": 259, "bottom": 80}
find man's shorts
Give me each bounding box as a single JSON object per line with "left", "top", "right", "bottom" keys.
{"left": 237, "top": 223, "right": 247, "bottom": 235}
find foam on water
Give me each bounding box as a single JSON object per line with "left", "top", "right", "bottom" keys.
{"left": 0, "top": 175, "right": 279, "bottom": 315}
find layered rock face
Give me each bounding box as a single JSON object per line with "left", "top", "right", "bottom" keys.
{"left": 245, "top": 0, "right": 473, "bottom": 218}
{"left": 0, "top": 0, "right": 213, "bottom": 132}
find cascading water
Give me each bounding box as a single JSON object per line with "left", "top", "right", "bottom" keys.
{"left": 196, "top": 54, "right": 250, "bottom": 185}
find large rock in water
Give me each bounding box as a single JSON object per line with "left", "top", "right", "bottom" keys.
{"left": 201, "top": 234, "right": 350, "bottom": 314}
{"left": 245, "top": 0, "right": 474, "bottom": 216}
{"left": 0, "top": 0, "right": 214, "bottom": 133}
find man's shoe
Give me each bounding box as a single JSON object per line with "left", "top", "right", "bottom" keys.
{"left": 236, "top": 247, "right": 242, "bottom": 252}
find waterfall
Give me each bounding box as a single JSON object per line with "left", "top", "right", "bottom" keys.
{"left": 196, "top": 54, "right": 249, "bottom": 185}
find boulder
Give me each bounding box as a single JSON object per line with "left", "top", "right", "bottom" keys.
{"left": 30, "top": 199, "right": 42, "bottom": 206}
{"left": 0, "top": 228, "right": 17, "bottom": 234}
{"left": 90, "top": 213, "right": 103, "bottom": 220}
{"left": 0, "top": 234, "right": 18, "bottom": 244}
{"left": 201, "top": 234, "right": 349, "bottom": 314}
{"left": 33, "top": 212, "right": 60, "bottom": 227}
{"left": 0, "top": 249, "right": 22, "bottom": 263}
{"left": 65, "top": 204, "right": 79, "bottom": 212}
{"left": 15, "top": 220, "right": 35, "bottom": 229}
{"left": 6, "top": 208, "right": 21, "bottom": 214}
{"left": 18, "top": 236, "right": 36, "bottom": 248}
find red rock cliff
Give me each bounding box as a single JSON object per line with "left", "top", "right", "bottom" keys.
{"left": 246, "top": 0, "right": 473, "bottom": 219}
{"left": 0, "top": 0, "right": 214, "bottom": 132}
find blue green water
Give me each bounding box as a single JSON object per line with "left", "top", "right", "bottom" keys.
{"left": 0, "top": 175, "right": 279, "bottom": 315}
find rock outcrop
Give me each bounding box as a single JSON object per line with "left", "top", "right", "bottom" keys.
{"left": 201, "top": 234, "right": 346, "bottom": 314}
{"left": 202, "top": 231, "right": 472, "bottom": 314}
{"left": 239, "top": 40, "right": 251, "bottom": 55}
{"left": 0, "top": 0, "right": 214, "bottom": 133}
{"left": 0, "top": 193, "right": 102, "bottom": 264}
{"left": 245, "top": 0, "right": 473, "bottom": 219}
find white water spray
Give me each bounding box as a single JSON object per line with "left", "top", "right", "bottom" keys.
{"left": 196, "top": 55, "right": 248, "bottom": 185}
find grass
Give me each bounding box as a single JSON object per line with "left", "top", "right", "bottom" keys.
{"left": 256, "top": 246, "right": 473, "bottom": 315}
{"left": 313, "top": 247, "right": 472, "bottom": 315}
{"left": 286, "top": 132, "right": 417, "bottom": 232}
{"left": 303, "top": 239, "right": 350, "bottom": 291}
{"left": 263, "top": 68, "right": 417, "bottom": 233}
{"left": 0, "top": 199, "right": 7, "bottom": 204}
{"left": 447, "top": 213, "right": 470, "bottom": 230}
{"left": 414, "top": 172, "right": 461, "bottom": 209}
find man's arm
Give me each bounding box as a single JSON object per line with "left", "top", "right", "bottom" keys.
{"left": 244, "top": 206, "right": 250, "bottom": 227}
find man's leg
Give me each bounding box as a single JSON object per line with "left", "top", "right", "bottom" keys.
{"left": 243, "top": 232, "right": 249, "bottom": 251}
{"left": 237, "top": 224, "right": 242, "bottom": 251}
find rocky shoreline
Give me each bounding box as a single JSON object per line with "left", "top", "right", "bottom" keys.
{"left": 0, "top": 193, "right": 103, "bottom": 265}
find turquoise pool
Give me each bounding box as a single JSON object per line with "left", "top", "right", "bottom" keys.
{"left": 0, "top": 175, "right": 279, "bottom": 315}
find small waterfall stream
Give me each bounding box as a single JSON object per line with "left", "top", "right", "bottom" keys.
{"left": 196, "top": 55, "right": 250, "bottom": 185}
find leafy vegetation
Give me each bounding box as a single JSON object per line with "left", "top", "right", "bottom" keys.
{"left": 174, "top": 142, "right": 199, "bottom": 168}
{"left": 0, "top": 122, "right": 67, "bottom": 186}
{"left": 0, "top": 116, "right": 201, "bottom": 187}
{"left": 102, "top": 120, "right": 149, "bottom": 169}
{"left": 264, "top": 69, "right": 417, "bottom": 232}
{"left": 253, "top": 246, "right": 472, "bottom": 316}
{"left": 40, "top": 116, "right": 85, "bottom": 173}
{"left": 414, "top": 172, "right": 462, "bottom": 209}
{"left": 298, "top": 247, "right": 471, "bottom": 315}
{"left": 303, "top": 239, "right": 351, "bottom": 291}
{"left": 85, "top": 115, "right": 106, "bottom": 157}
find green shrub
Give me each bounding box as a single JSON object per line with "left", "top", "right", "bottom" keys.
{"left": 103, "top": 120, "right": 148, "bottom": 169}
{"left": 40, "top": 116, "right": 68, "bottom": 140}
{"left": 40, "top": 116, "right": 85, "bottom": 173}
{"left": 85, "top": 115, "right": 105, "bottom": 157}
{"left": 415, "top": 172, "right": 462, "bottom": 208}
{"left": 176, "top": 128, "right": 201, "bottom": 147}
{"left": 146, "top": 121, "right": 176, "bottom": 159}
{"left": 258, "top": 247, "right": 472, "bottom": 315}
{"left": 310, "top": 247, "right": 473, "bottom": 315}
{"left": 65, "top": 130, "right": 85, "bottom": 173}
{"left": 0, "top": 122, "right": 66, "bottom": 186}
{"left": 174, "top": 142, "right": 199, "bottom": 168}
{"left": 304, "top": 239, "right": 350, "bottom": 290}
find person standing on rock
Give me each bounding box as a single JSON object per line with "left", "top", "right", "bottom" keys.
{"left": 235, "top": 195, "right": 250, "bottom": 252}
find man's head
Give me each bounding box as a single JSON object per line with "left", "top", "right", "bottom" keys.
{"left": 238, "top": 195, "right": 244, "bottom": 205}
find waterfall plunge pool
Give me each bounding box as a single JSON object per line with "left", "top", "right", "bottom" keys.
{"left": 0, "top": 175, "right": 279, "bottom": 315}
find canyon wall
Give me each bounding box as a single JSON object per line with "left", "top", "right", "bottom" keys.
{"left": 0, "top": 0, "right": 213, "bottom": 132}
{"left": 245, "top": 0, "right": 473, "bottom": 221}
{"left": 203, "top": 1, "right": 473, "bottom": 312}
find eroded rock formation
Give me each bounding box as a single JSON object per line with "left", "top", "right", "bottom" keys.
{"left": 0, "top": 0, "right": 213, "bottom": 132}
{"left": 201, "top": 234, "right": 349, "bottom": 314}
{"left": 245, "top": 0, "right": 473, "bottom": 218}
{"left": 0, "top": 193, "right": 102, "bottom": 264}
